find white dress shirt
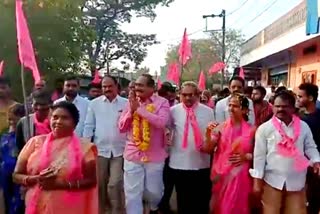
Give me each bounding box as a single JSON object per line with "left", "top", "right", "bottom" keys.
{"left": 169, "top": 103, "right": 214, "bottom": 170}
{"left": 250, "top": 118, "right": 320, "bottom": 191}
{"left": 54, "top": 95, "right": 89, "bottom": 137}
{"left": 83, "top": 95, "right": 128, "bottom": 158}
{"left": 215, "top": 95, "right": 255, "bottom": 125}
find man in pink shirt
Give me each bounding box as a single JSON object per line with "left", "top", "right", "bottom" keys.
{"left": 118, "top": 74, "right": 170, "bottom": 214}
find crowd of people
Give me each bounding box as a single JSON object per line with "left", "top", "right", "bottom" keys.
{"left": 0, "top": 73, "right": 320, "bottom": 214}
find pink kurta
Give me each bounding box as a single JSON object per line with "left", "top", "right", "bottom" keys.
{"left": 118, "top": 95, "right": 170, "bottom": 163}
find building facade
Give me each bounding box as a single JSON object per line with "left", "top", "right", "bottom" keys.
{"left": 240, "top": 1, "right": 320, "bottom": 90}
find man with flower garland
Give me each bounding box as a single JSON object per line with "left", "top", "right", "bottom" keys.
{"left": 119, "top": 74, "right": 170, "bottom": 214}
{"left": 251, "top": 90, "right": 320, "bottom": 214}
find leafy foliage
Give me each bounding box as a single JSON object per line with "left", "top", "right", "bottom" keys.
{"left": 0, "top": 0, "right": 92, "bottom": 100}
{"left": 82, "top": 0, "right": 173, "bottom": 74}
{"left": 163, "top": 29, "right": 244, "bottom": 88}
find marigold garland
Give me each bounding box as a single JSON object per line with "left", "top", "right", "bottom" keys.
{"left": 132, "top": 104, "right": 155, "bottom": 162}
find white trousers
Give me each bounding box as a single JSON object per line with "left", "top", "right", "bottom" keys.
{"left": 124, "top": 160, "right": 165, "bottom": 214}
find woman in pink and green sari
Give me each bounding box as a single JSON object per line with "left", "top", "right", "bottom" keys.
{"left": 205, "top": 93, "right": 256, "bottom": 214}
{"left": 13, "top": 101, "right": 98, "bottom": 214}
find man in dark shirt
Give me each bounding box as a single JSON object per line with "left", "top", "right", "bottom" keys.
{"left": 297, "top": 83, "right": 320, "bottom": 214}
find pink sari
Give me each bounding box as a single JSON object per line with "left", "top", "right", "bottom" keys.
{"left": 211, "top": 119, "right": 253, "bottom": 214}
{"left": 16, "top": 135, "right": 98, "bottom": 214}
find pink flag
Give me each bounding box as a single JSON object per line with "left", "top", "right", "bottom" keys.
{"left": 157, "top": 78, "right": 162, "bottom": 89}
{"left": 92, "top": 70, "right": 101, "bottom": 84}
{"left": 0, "top": 61, "right": 4, "bottom": 76}
{"left": 209, "top": 62, "right": 226, "bottom": 74}
{"left": 239, "top": 67, "right": 245, "bottom": 79}
{"left": 178, "top": 28, "right": 192, "bottom": 66}
{"left": 166, "top": 63, "right": 180, "bottom": 85}
{"left": 198, "top": 71, "right": 206, "bottom": 91}
{"left": 16, "top": 0, "right": 41, "bottom": 83}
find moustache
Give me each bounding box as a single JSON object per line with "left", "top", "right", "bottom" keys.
{"left": 65, "top": 90, "right": 76, "bottom": 95}
{"left": 105, "top": 91, "right": 112, "bottom": 94}
{"left": 276, "top": 111, "right": 286, "bottom": 114}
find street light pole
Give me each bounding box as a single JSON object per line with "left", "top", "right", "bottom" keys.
{"left": 203, "top": 9, "right": 226, "bottom": 88}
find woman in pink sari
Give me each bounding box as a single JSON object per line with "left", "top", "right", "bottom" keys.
{"left": 13, "top": 101, "right": 98, "bottom": 214}
{"left": 205, "top": 93, "right": 255, "bottom": 214}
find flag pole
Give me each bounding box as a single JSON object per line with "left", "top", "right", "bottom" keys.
{"left": 20, "top": 65, "right": 31, "bottom": 138}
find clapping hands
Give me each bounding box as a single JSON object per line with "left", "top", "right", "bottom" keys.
{"left": 129, "top": 91, "right": 140, "bottom": 113}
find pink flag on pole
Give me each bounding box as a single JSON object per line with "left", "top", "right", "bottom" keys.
{"left": 157, "top": 78, "right": 162, "bottom": 89}
{"left": 92, "top": 70, "right": 101, "bottom": 84}
{"left": 166, "top": 63, "right": 180, "bottom": 85}
{"left": 178, "top": 28, "right": 192, "bottom": 66}
{"left": 0, "top": 61, "right": 4, "bottom": 76}
{"left": 239, "top": 67, "right": 245, "bottom": 79}
{"left": 16, "top": 0, "right": 41, "bottom": 83}
{"left": 198, "top": 71, "right": 206, "bottom": 91}
{"left": 209, "top": 62, "right": 226, "bottom": 74}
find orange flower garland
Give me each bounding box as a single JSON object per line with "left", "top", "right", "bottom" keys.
{"left": 132, "top": 104, "right": 155, "bottom": 162}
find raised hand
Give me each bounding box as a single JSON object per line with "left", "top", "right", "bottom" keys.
{"left": 129, "top": 91, "right": 140, "bottom": 113}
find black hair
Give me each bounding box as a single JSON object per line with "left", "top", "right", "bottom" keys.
{"left": 244, "top": 86, "right": 253, "bottom": 95}
{"left": 230, "top": 93, "right": 249, "bottom": 109}
{"left": 275, "top": 86, "right": 287, "bottom": 94}
{"left": 88, "top": 83, "right": 102, "bottom": 89}
{"left": 10, "top": 104, "right": 25, "bottom": 118}
{"left": 102, "top": 75, "right": 118, "bottom": 85}
{"left": 141, "top": 74, "right": 155, "bottom": 88}
{"left": 0, "top": 77, "right": 10, "bottom": 87}
{"left": 298, "top": 83, "right": 319, "bottom": 103}
{"left": 64, "top": 75, "right": 79, "bottom": 84}
{"left": 51, "top": 101, "right": 79, "bottom": 126}
{"left": 274, "top": 90, "right": 296, "bottom": 107}
{"left": 158, "top": 82, "right": 176, "bottom": 97}
{"left": 230, "top": 93, "right": 249, "bottom": 121}
{"left": 32, "top": 89, "right": 53, "bottom": 104}
{"left": 229, "top": 76, "right": 245, "bottom": 87}
{"left": 253, "top": 85, "right": 267, "bottom": 97}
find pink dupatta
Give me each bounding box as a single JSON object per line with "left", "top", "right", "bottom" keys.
{"left": 34, "top": 114, "right": 51, "bottom": 136}
{"left": 26, "top": 133, "right": 84, "bottom": 214}
{"left": 272, "top": 115, "right": 309, "bottom": 171}
{"left": 182, "top": 103, "right": 203, "bottom": 151}
{"left": 212, "top": 119, "right": 252, "bottom": 177}
{"left": 211, "top": 119, "right": 253, "bottom": 214}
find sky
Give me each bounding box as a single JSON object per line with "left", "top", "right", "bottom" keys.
{"left": 121, "top": 0, "right": 302, "bottom": 75}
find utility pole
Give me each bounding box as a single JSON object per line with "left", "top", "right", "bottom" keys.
{"left": 203, "top": 9, "right": 226, "bottom": 88}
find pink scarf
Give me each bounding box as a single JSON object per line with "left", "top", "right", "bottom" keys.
{"left": 272, "top": 115, "right": 309, "bottom": 171}
{"left": 34, "top": 114, "right": 51, "bottom": 136}
{"left": 182, "top": 103, "right": 203, "bottom": 151}
{"left": 213, "top": 119, "right": 252, "bottom": 176}
{"left": 51, "top": 91, "right": 60, "bottom": 102}
{"left": 26, "top": 133, "right": 83, "bottom": 214}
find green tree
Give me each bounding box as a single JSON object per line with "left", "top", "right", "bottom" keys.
{"left": 0, "top": 0, "right": 92, "bottom": 100}
{"left": 82, "top": 0, "right": 173, "bottom": 75}
{"left": 163, "top": 29, "right": 244, "bottom": 88}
